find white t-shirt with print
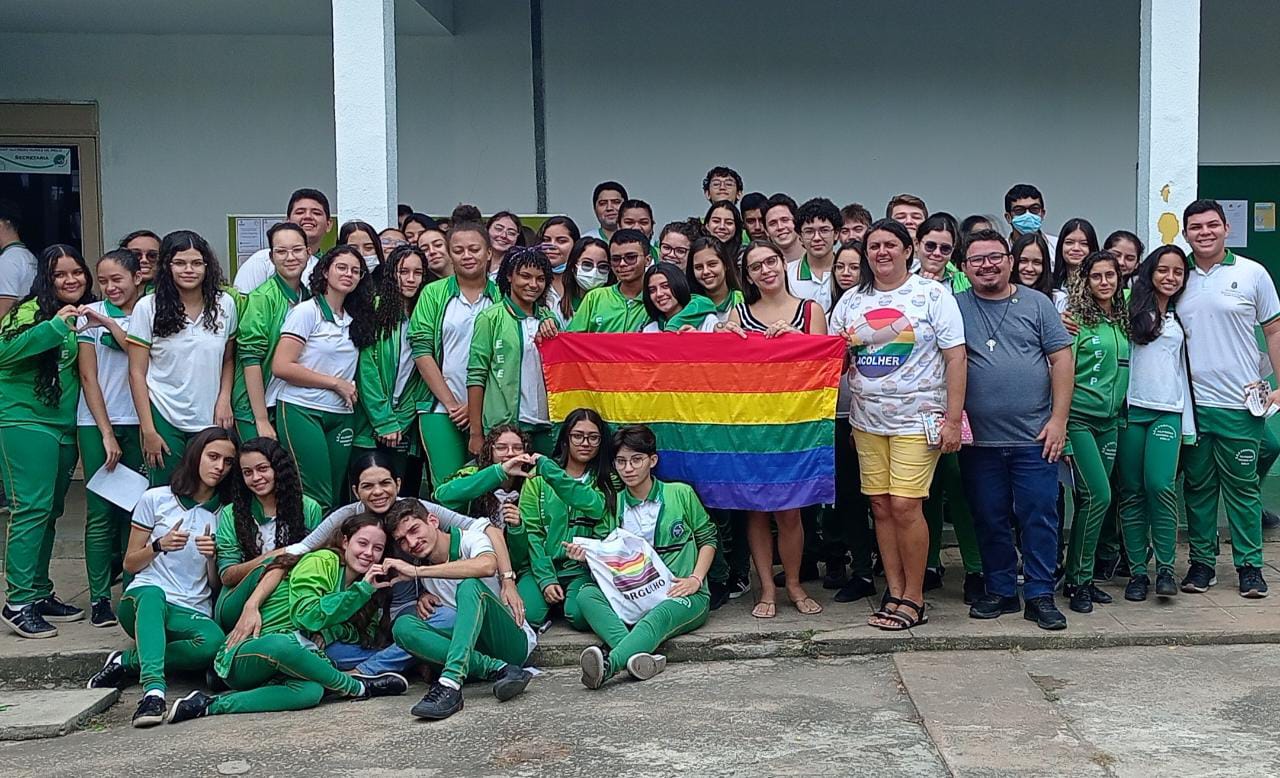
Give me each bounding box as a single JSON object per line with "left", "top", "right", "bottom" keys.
{"left": 272, "top": 298, "right": 358, "bottom": 414}
{"left": 0, "top": 242, "right": 37, "bottom": 300}
{"left": 76, "top": 301, "right": 139, "bottom": 426}
{"left": 418, "top": 529, "right": 537, "bottom": 654}
{"left": 128, "top": 291, "right": 238, "bottom": 432}
{"left": 433, "top": 293, "right": 494, "bottom": 413}
{"left": 828, "top": 274, "right": 965, "bottom": 436}
{"left": 125, "top": 487, "right": 221, "bottom": 616}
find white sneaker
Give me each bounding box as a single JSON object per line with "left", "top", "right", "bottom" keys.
{"left": 625, "top": 652, "right": 667, "bottom": 681}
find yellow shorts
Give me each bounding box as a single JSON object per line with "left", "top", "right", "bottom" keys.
{"left": 850, "top": 431, "right": 940, "bottom": 499}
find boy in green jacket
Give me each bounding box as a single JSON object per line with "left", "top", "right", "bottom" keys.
{"left": 566, "top": 229, "right": 653, "bottom": 333}
{"left": 567, "top": 424, "right": 716, "bottom": 689}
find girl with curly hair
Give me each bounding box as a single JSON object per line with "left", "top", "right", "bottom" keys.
{"left": 1062, "top": 250, "right": 1130, "bottom": 614}
{"left": 212, "top": 437, "right": 324, "bottom": 631}
{"left": 272, "top": 244, "right": 376, "bottom": 513}
{"left": 126, "top": 230, "right": 238, "bottom": 486}
{"left": 355, "top": 244, "right": 433, "bottom": 497}
{"left": 0, "top": 244, "right": 95, "bottom": 638}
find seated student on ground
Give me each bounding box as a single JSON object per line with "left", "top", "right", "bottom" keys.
{"left": 164, "top": 513, "right": 410, "bottom": 725}
{"left": 212, "top": 437, "right": 324, "bottom": 632}
{"left": 381, "top": 500, "right": 538, "bottom": 721}
{"left": 87, "top": 427, "right": 238, "bottom": 728}
{"left": 640, "top": 263, "right": 719, "bottom": 332}
{"left": 566, "top": 424, "right": 717, "bottom": 690}
{"left": 517, "top": 408, "right": 615, "bottom": 629}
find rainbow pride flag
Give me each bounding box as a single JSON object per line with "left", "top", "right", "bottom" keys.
{"left": 539, "top": 332, "right": 845, "bottom": 511}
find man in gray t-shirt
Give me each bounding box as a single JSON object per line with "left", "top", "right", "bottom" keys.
{"left": 953, "top": 230, "right": 1075, "bottom": 631}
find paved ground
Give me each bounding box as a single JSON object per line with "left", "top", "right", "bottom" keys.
{"left": 3, "top": 645, "right": 1280, "bottom": 776}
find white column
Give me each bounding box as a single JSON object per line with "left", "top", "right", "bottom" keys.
{"left": 332, "top": 0, "right": 398, "bottom": 228}
{"left": 1137, "top": 0, "right": 1199, "bottom": 250}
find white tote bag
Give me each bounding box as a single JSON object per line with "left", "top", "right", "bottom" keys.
{"left": 574, "top": 528, "right": 675, "bottom": 625}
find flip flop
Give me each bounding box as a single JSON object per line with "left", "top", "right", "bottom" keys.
{"left": 751, "top": 601, "right": 776, "bottom": 619}
{"left": 793, "top": 597, "right": 824, "bottom": 615}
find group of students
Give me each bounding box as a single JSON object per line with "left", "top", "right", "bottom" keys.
{"left": 0, "top": 171, "right": 1275, "bottom": 722}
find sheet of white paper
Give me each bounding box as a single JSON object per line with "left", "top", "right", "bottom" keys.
{"left": 86, "top": 464, "right": 149, "bottom": 511}
{"left": 1221, "top": 199, "right": 1249, "bottom": 248}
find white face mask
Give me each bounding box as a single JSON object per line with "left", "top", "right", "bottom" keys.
{"left": 362, "top": 254, "right": 380, "bottom": 271}
{"left": 575, "top": 265, "right": 608, "bottom": 290}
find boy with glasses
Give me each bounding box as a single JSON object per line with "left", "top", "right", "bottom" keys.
{"left": 789, "top": 198, "right": 841, "bottom": 313}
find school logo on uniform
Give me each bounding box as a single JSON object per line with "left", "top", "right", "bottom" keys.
{"left": 336, "top": 428, "right": 354, "bottom": 446}
{"left": 671, "top": 521, "right": 686, "bottom": 539}
{"left": 1152, "top": 424, "right": 1178, "bottom": 442}
{"left": 1235, "top": 448, "right": 1257, "bottom": 467}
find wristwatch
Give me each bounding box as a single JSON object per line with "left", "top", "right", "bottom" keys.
{"left": 499, "top": 571, "right": 517, "bottom": 582}
{"left": 151, "top": 539, "right": 165, "bottom": 554}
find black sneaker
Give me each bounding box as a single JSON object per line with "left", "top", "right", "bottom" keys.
{"left": 205, "top": 668, "right": 230, "bottom": 693}
{"left": 773, "top": 562, "right": 820, "bottom": 587}
{"left": 1023, "top": 596, "right": 1068, "bottom": 631}
{"left": 1155, "top": 571, "right": 1178, "bottom": 598}
{"left": 1, "top": 603, "right": 58, "bottom": 639}
{"left": 1065, "top": 582, "right": 1112, "bottom": 605}
{"left": 36, "top": 594, "right": 84, "bottom": 623}
{"left": 87, "top": 650, "right": 135, "bottom": 689}
{"left": 490, "top": 664, "right": 533, "bottom": 702}
{"left": 727, "top": 576, "right": 751, "bottom": 599}
{"left": 962, "top": 572, "right": 986, "bottom": 605}
{"left": 708, "top": 581, "right": 730, "bottom": 611}
{"left": 822, "top": 561, "right": 848, "bottom": 590}
{"left": 353, "top": 672, "right": 409, "bottom": 699}
{"left": 166, "top": 690, "right": 214, "bottom": 724}
{"left": 833, "top": 575, "right": 876, "bottom": 603}
{"left": 923, "top": 566, "right": 944, "bottom": 592}
{"left": 1181, "top": 561, "right": 1217, "bottom": 593}
{"left": 410, "top": 682, "right": 463, "bottom": 720}
{"left": 1067, "top": 584, "right": 1094, "bottom": 614}
{"left": 969, "top": 593, "right": 1020, "bottom": 620}
{"left": 1238, "top": 566, "right": 1269, "bottom": 599}
{"left": 626, "top": 652, "right": 667, "bottom": 681}
{"left": 1262, "top": 509, "right": 1280, "bottom": 530}
{"left": 1124, "top": 575, "right": 1150, "bottom": 602}
{"left": 1093, "top": 556, "right": 1120, "bottom": 582}
{"left": 579, "top": 645, "right": 607, "bottom": 690}
{"left": 132, "top": 694, "right": 166, "bottom": 728}
{"left": 90, "top": 598, "right": 117, "bottom": 628}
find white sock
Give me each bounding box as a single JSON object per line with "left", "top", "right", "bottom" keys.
{"left": 355, "top": 682, "right": 367, "bottom": 696}
{"left": 144, "top": 689, "right": 165, "bottom": 700}
{"left": 439, "top": 677, "right": 461, "bottom": 691}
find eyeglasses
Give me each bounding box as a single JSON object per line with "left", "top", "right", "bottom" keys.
{"left": 171, "top": 258, "right": 207, "bottom": 270}
{"left": 800, "top": 226, "right": 835, "bottom": 239}
{"left": 491, "top": 227, "right": 520, "bottom": 240}
{"left": 1010, "top": 204, "right": 1044, "bottom": 216}
{"left": 746, "top": 255, "right": 783, "bottom": 274}
{"left": 129, "top": 248, "right": 159, "bottom": 262}
{"left": 272, "top": 246, "right": 309, "bottom": 259}
{"left": 965, "top": 252, "right": 1010, "bottom": 266}
{"left": 493, "top": 443, "right": 524, "bottom": 456}
{"left": 569, "top": 432, "right": 602, "bottom": 445}
{"left": 659, "top": 243, "right": 689, "bottom": 259}
{"left": 922, "top": 240, "right": 953, "bottom": 256}
{"left": 614, "top": 454, "right": 651, "bottom": 470}
{"left": 610, "top": 252, "right": 645, "bottom": 266}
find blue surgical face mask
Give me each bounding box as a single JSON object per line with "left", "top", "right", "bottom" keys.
{"left": 1011, "top": 212, "right": 1043, "bottom": 235}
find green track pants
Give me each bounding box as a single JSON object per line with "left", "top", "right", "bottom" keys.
{"left": 78, "top": 424, "right": 144, "bottom": 601}
{"left": 1116, "top": 408, "right": 1182, "bottom": 577}
{"left": 209, "top": 632, "right": 362, "bottom": 715}
{"left": 276, "top": 401, "right": 355, "bottom": 514}
{"left": 118, "top": 585, "right": 224, "bottom": 694}
{"left": 577, "top": 584, "right": 709, "bottom": 679}
{"left": 515, "top": 570, "right": 589, "bottom": 630}
{"left": 418, "top": 412, "right": 468, "bottom": 496}
{"left": 0, "top": 425, "right": 77, "bottom": 606}
{"left": 147, "top": 407, "right": 195, "bottom": 487}
{"left": 1065, "top": 416, "right": 1119, "bottom": 587}
{"left": 1182, "top": 407, "right": 1265, "bottom": 568}
{"left": 924, "top": 452, "right": 983, "bottom": 574}
{"left": 392, "top": 578, "right": 529, "bottom": 686}
{"left": 213, "top": 562, "right": 268, "bottom": 632}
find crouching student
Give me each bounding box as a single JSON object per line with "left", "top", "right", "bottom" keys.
{"left": 381, "top": 500, "right": 538, "bottom": 721}
{"left": 87, "top": 428, "right": 238, "bottom": 728}
{"left": 164, "top": 513, "right": 410, "bottom": 725}
{"left": 213, "top": 437, "right": 324, "bottom": 631}
{"left": 567, "top": 424, "right": 716, "bottom": 689}
{"left": 518, "top": 408, "right": 615, "bottom": 629}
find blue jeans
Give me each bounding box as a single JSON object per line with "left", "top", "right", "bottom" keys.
{"left": 959, "top": 445, "right": 1060, "bottom": 600}
{"left": 325, "top": 606, "right": 458, "bottom": 674}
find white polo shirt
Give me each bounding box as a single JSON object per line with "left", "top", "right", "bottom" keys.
{"left": 518, "top": 315, "right": 550, "bottom": 425}
{"left": 0, "top": 241, "right": 37, "bottom": 301}
{"left": 432, "top": 292, "right": 493, "bottom": 413}
{"left": 419, "top": 528, "right": 537, "bottom": 653}
{"left": 76, "top": 301, "right": 140, "bottom": 426}
{"left": 786, "top": 255, "right": 833, "bottom": 313}
{"left": 392, "top": 320, "right": 416, "bottom": 404}
{"left": 1179, "top": 251, "right": 1280, "bottom": 409}
{"left": 126, "top": 487, "right": 221, "bottom": 616}
{"left": 233, "top": 248, "right": 319, "bottom": 295}
{"left": 273, "top": 297, "right": 358, "bottom": 414}
{"left": 128, "top": 291, "right": 238, "bottom": 432}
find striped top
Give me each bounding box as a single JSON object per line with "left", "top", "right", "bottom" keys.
{"left": 735, "top": 300, "right": 808, "bottom": 332}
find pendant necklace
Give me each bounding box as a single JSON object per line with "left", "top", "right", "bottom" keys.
{"left": 974, "top": 291, "right": 1014, "bottom": 351}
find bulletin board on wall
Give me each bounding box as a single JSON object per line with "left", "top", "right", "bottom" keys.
{"left": 226, "top": 215, "right": 338, "bottom": 276}
{"left": 1198, "top": 165, "right": 1280, "bottom": 287}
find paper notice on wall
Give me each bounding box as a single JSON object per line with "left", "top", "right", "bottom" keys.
{"left": 1222, "top": 199, "right": 1249, "bottom": 247}
{"left": 1256, "top": 202, "right": 1276, "bottom": 233}
{"left": 0, "top": 146, "right": 72, "bottom": 174}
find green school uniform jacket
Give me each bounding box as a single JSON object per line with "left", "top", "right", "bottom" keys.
{"left": 356, "top": 314, "right": 429, "bottom": 448}
{"left": 0, "top": 301, "right": 79, "bottom": 440}
{"left": 656, "top": 294, "right": 719, "bottom": 331}
{"left": 600, "top": 479, "right": 717, "bottom": 591}
{"left": 942, "top": 266, "right": 972, "bottom": 294}
{"left": 519, "top": 457, "right": 609, "bottom": 590}
{"left": 566, "top": 284, "right": 651, "bottom": 333}
{"left": 466, "top": 298, "right": 555, "bottom": 433}
{"left": 712, "top": 289, "right": 745, "bottom": 318}
{"left": 1070, "top": 317, "right": 1130, "bottom": 421}
{"left": 407, "top": 276, "right": 501, "bottom": 413}
{"left": 233, "top": 275, "right": 308, "bottom": 423}
{"left": 213, "top": 495, "right": 325, "bottom": 576}
{"left": 435, "top": 463, "right": 530, "bottom": 573}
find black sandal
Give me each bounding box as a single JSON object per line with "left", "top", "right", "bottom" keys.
{"left": 876, "top": 599, "right": 927, "bottom": 631}
{"left": 868, "top": 594, "right": 904, "bottom": 624}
